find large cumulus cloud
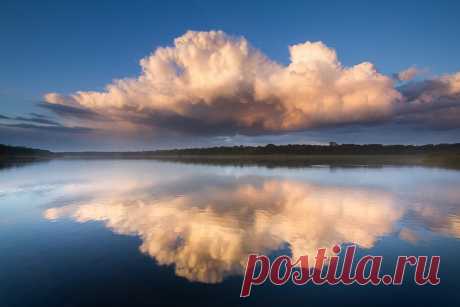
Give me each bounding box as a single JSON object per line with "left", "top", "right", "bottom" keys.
{"left": 43, "top": 30, "right": 460, "bottom": 136}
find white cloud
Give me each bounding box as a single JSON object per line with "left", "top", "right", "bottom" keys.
{"left": 43, "top": 31, "right": 460, "bottom": 135}
{"left": 44, "top": 31, "right": 402, "bottom": 134}
{"left": 396, "top": 66, "right": 422, "bottom": 81}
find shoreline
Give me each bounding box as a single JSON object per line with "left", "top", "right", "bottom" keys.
{"left": 2, "top": 143, "right": 460, "bottom": 169}
{"left": 2, "top": 152, "right": 459, "bottom": 170}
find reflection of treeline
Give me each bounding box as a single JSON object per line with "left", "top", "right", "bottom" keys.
{"left": 0, "top": 144, "right": 51, "bottom": 157}
{"left": 1, "top": 143, "right": 459, "bottom": 169}
{"left": 0, "top": 144, "right": 52, "bottom": 169}
{"left": 145, "top": 143, "right": 460, "bottom": 169}
{"left": 2, "top": 143, "right": 460, "bottom": 157}
{"left": 151, "top": 143, "right": 460, "bottom": 156}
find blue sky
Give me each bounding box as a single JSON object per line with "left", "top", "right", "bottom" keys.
{"left": 1, "top": 0, "right": 460, "bottom": 150}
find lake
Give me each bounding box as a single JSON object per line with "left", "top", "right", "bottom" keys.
{"left": 1, "top": 160, "right": 459, "bottom": 306}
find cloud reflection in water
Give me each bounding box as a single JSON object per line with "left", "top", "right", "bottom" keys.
{"left": 44, "top": 176, "right": 406, "bottom": 283}
{"left": 35, "top": 163, "right": 460, "bottom": 284}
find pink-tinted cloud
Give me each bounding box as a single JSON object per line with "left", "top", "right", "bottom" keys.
{"left": 43, "top": 31, "right": 460, "bottom": 136}
{"left": 395, "top": 66, "right": 422, "bottom": 81}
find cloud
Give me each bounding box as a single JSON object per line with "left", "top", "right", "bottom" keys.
{"left": 38, "top": 102, "right": 106, "bottom": 120}
{"left": 399, "top": 72, "right": 460, "bottom": 104}
{"left": 0, "top": 123, "right": 93, "bottom": 134}
{"left": 43, "top": 31, "right": 400, "bottom": 135}
{"left": 394, "top": 66, "right": 422, "bottom": 82}
{"left": 42, "top": 31, "right": 460, "bottom": 137}
{"left": 0, "top": 112, "right": 94, "bottom": 135}
{"left": 397, "top": 72, "right": 460, "bottom": 128}
{"left": 13, "top": 115, "right": 60, "bottom": 126}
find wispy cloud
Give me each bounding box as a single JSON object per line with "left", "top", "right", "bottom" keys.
{"left": 0, "top": 112, "right": 94, "bottom": 135}
{"left": 38, "top": 102, "right": 106, "bottom": 120}
{"left": 0, "top": 122, "right": 93, "bottom": 134}
{"left": 13, "top": 115, "right": 60, "bottom": 126}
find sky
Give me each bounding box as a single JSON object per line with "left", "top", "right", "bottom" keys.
{"left": 1, "top": 0, "right": 460, "bottom": 151}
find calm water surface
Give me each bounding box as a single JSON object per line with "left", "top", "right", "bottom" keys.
{"left": 1, "top": 160, "right": 459, "bottom": 306}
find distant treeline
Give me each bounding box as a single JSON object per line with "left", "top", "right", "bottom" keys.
{"left": 2, "top": 143, "right": 460, "bottom": 157}
{"left": 150, "top": 143, "right": 460, "bottom": 156}
{"left": 1, "top": 143, "right": 460, "bottom": 169}
{"left": 0, "top": 144, "right": 51, "bottom": 157}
